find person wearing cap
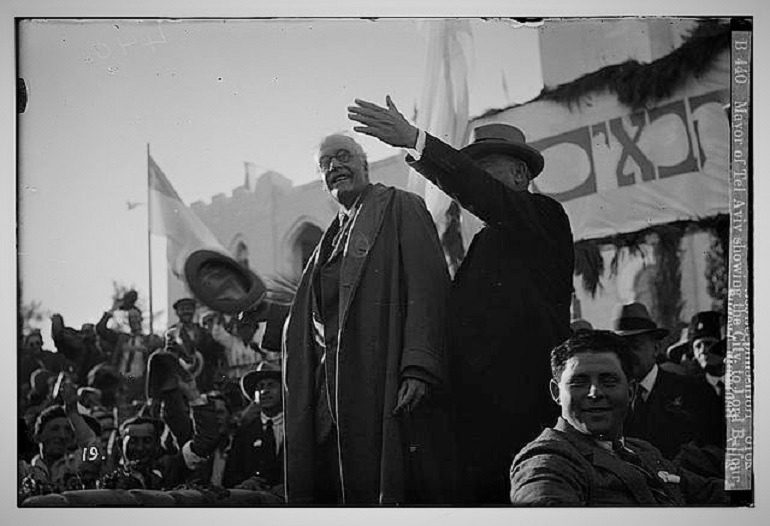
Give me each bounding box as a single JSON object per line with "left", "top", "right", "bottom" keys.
{"left": 349, "top": 96, "right": 574, "bottom": 503}
{"left": 509, "top": 330, "right": 727, "bottom": 506}
{"left": 674, "top": 311, "right": 726, "bottom": 391}
{"left": 282, "top": 132, "right": 452, "bottom": 504}
{"left": 614, "top": 303, "right": 723, "bottom": 459}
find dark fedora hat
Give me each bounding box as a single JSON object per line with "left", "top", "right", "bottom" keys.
{"left": 184, "top": 249, "right": 267, "bottom": 315}
{"left": 240, "top": 361, "right": 281, "bottom": 402}
{"left": 461, "top": 123, "right": 545, "bottom": 177}
{"left": 613, "top": 302, "right": 668, "bottom": 339}
{"left": 688, "top": 311, "right": 721, "bottom": 342}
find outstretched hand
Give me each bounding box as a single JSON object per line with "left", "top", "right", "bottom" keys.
{"left": 348, "top": 95, "right": 418, "bottom": 148}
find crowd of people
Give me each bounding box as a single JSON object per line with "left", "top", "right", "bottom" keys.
{"left": 17, "top": 292, "right": 287, "bottom": 503}
{"left": 18, "top": 95, "right": 736, "bottom": 507}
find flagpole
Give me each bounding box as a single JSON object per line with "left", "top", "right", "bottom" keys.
{"left": 147, "top": 143, "right": 154, "bottom": 335}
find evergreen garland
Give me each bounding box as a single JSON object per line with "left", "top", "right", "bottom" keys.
{"left": 475, "top": 19, "right": 731, "bottom": 119}
{"left": 650, "top": 224, "right": 686, "bottom": 329}
{"left": 572, "top": 216, "right": 729, "bottom": 323}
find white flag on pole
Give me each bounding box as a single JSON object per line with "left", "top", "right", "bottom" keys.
{"left": 148, "top": 154, "right": 227, "bottom": 277}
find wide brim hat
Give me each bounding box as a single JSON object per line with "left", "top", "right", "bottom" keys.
{"left": 240, "top": 361, "right": 282, "bottom": 402}
{"left": 184, "top": 249, "right": 267, "bottom": 315}
{"left": 688, "top": 311, "right": 722, "bottom": 342}
{"left": 613, "top": 302, "right": 669, "bottom": 339}
{"left": 461, "top": 123, "right": 545, "bottom": 177}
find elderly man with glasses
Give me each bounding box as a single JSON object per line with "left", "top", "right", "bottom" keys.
{"left": 282, "top": 133, "right": 453, "bottom": 505}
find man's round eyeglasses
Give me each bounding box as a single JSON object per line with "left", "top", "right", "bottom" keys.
{"left": 319, "top": 149, "right": 352, "bottom": 171}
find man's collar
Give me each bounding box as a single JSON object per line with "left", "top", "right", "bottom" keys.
{"left": 338, "top": 183, "right": 372, "bottom": 219}
{"left": 705, "top": 372, "right": 724, "bottom": 388}
{"left": 261, "top": 411, "right": 284, "bottom": 425}
{"left": 554, "top": 417, "right": 625, "bottom": 448}
{"left": 639, "top": 363, "right": 659, "bottom": 396}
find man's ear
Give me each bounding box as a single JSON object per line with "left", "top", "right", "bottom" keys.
{"left": 512, "top": 163, "right": 530, "bottom": 188}
{"left": 549, "top": 379, "right": 561, "bottom": 405}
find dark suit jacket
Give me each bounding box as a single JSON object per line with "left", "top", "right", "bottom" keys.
{"left": 510, "top": 418, "right": 726, "bottom": 506}
{"left": 408, "top": 134, "right": 574, "bottom": 502}
{"left": 625, "top": 367, "right": 725, "bottom": 459}
{"left": 221, "top": 417, "right": 283, "bottom": 489}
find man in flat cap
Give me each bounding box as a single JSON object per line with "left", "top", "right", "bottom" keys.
{"left": 349, "top": 96, "right": 574, "bottom": 503}
{"left": 283, "top": 132, "right": 452, "bottom": 504}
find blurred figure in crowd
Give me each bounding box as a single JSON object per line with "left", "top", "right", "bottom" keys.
{"left": 166, "top": 298, "right": 227, "bottom": 393}
{"left": 51, "top": 313, "right": 105, "bottom": 385}
{"left": 97, "top": 299, "right": 160, "bottom": 401}
{"left": 614, "top": 303, "right": 724, "bottom": 460}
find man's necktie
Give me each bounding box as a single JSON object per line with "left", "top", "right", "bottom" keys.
{"left": 632, "top": 384, "right": 647, "bottom": 411}
{"left": 612, "top": 440, "right": 676, "bottom": 504}
{"left": 263, "top": 418, "right": 276, "bottom": 456}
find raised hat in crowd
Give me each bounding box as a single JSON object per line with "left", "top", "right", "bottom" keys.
{"left": 613, "top": 302, "right": 668, "bottom": 339}
{"left": 145, "top": 349, "right": 195, "bottom": 400}
{"left": 184, "top": 249, "right": 267, "bottom": 315}
{"left": 688, "top": 311, "right": 722, "bottom": 342}
{"left": 172, "top": 297, "right": 196, "bottom": 311}
{"left": 461, "top": 123, "right": 545, "bottom": 177}
{"left": 240, "top": 361, "right": 282, "bottom": 402}
{"left": 262, "top": 303, "right": 290, "bottom": 353}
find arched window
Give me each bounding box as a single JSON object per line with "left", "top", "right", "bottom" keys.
{"left": 235, "top": 241, "right": 250, "bottom": 269}
{"left": 292, "top": 223, "right": 323, "bottom": 274}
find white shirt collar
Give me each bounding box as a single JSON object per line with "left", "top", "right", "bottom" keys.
{"left": 705, "top": 372, "right": 724, "bottom": 389}
{"left": 260, "top": 411, "right": 284, "bottom": 426}
{"left": 639, "top": 363, "right": 659, "bottom": 399}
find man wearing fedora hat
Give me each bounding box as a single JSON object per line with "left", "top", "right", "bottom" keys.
{"left": 230, "top": 361, "right": 284, "bottom": 494}
{"left": 349, "top": 96, "right": 574, "bottom": 503}
{"left": 614, "top": 302, "right": 723, "bottom": 460}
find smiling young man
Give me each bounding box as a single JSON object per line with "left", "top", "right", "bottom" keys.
{"left": 509, "top": 330, "right": 727, "bottom": 506}
{"left": 282, "top": 133, "right": 453, "bottom": 504}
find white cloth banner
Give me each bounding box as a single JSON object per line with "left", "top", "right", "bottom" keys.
{"left": 472, "top": 49, "right": 731, "bottom": 242}
{"left": 410, "top": 19, "right": 483, "bottom": 251}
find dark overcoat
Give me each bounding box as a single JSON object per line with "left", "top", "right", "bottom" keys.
{"left": 283, "top": 183, "right": 451, "bottom": 504}
{"left": 625, "top": 368, "right": 725, "bottom": 459}
{"left": 408, "top": 134, "right": 574, "bottom": 502}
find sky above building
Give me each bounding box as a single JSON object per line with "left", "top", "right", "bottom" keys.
{"left": 16, "top": 18, "right": 543, "bottom": 338}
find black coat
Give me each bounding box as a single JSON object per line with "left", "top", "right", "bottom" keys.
{"left": 222, "top": 417, "right": 283, "bottom": 489}
{"left": 625, "top": 368, "right": 725, "bottom": 460}
{"left": 408, "top": 134, "right": 574, "bottom": 502}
